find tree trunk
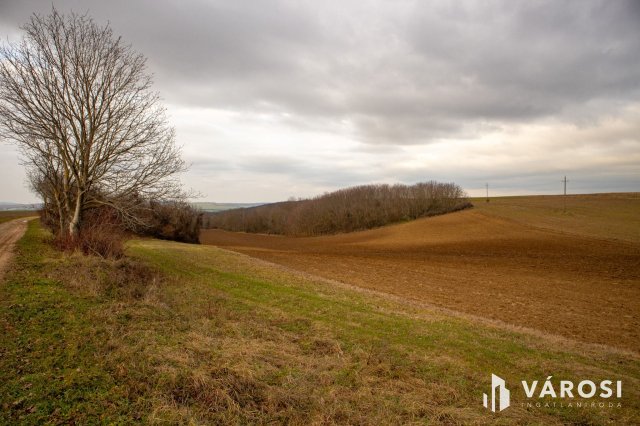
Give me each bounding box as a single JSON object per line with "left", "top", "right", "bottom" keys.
{"left": 55, "top": 198, "right": 65, "bottom": 235}
{"left": 69, "top": 191, "right": 83, "bottom": 237}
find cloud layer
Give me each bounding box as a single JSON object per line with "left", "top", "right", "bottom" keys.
{"left": 1, "top": 0, "right": 638, "bottom": 202}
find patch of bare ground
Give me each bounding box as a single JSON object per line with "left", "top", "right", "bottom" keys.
{"left": 202, "top": 207, "right": 640, "bottom": 353}
{"left": 0, "top": 218, "right": 31, "bottom": 281}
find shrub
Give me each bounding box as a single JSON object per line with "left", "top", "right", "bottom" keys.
{"left": 40, "top": 196, "right": 202, "bottom": 258}
{"left": 141, "top": 200, "right": 202, "bottom": 243}
{"left": 48, "top": 206, "right": 126, "bottom": 258}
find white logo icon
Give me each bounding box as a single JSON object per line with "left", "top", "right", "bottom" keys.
{"left": 483, "top": 374, "right": 510, "bottom": 412}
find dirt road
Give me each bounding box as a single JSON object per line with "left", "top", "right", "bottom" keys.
{"left": 202, "top": 209, "right": 640, "bottom": 353}
{"left": 0, "top": 218, "right": 31, "bottom": 281}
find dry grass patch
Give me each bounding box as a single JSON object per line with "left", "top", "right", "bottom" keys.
{"left": 1, "top": 221, "right": 639, "bottom": 424}
{"left": 472, "top": 192, "right": 640, "bottom": 243}
{"left": 47, "top": 253, "right": 162, "bottom": 301}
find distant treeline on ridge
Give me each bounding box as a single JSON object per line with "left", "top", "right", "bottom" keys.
{"left": 203, "top": 181, "right": 472, "bottom": 236}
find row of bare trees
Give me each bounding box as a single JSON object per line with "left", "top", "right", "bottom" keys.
{"left": 0, "top": 9, "right": 196, "bottom": 254}
{"left": 205, "top": 181, "right": 471, "bottom": 236}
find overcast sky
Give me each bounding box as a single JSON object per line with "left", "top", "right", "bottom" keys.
{"left": 1, "top": 0, "right": 639, "bottom": 203}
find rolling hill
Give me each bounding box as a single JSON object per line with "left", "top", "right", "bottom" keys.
{"left": 201, "top": 193, "right": 640, "bottom": 353}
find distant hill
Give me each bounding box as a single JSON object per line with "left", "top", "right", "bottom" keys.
{"left": 191, "top": 202, "right": 264, "bottom": 213}
{"left": 0, "top": 202, "right": 41, "bottom": 211}
{"left": 0, "top": 201, "right": 257, "bottom": 213}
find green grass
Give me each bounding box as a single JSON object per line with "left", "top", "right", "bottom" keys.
{"left": 1, "top": 221, "right": 639, "bottom": 424}
{"left": 471, "top": 193, "right": 640, "bottom": 243}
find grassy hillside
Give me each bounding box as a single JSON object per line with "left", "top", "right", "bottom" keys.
{"left": 1, "top": 221, "right": 638, "bottom": 424}
{"left": 472, "top": 193, "right": 640, "bottom": 243}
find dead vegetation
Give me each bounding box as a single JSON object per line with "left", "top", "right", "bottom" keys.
{"left": 139, "top": 200, "right": 202, "bottom": 244}
{"left": 41, "top": 200, "right": 201, "bottom": 259}
{"left": 49, "top": 254, "right": 162, "bottom": 301}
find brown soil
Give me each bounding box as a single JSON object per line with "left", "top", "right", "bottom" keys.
{"left": 201, "top": 209, "right": 640, "bottom": 353}
{"left": 0, "top": 218, "right": 31, "bottom": 281}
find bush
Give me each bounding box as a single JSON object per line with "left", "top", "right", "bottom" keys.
{"left": 141, "top": 200, "right": 202, "bottom": 243}
{"left": 40, "top": 196, "right": 202, "bottom": 258}
{"left": 48, "top": 206, "right": 125, "bottom": 258}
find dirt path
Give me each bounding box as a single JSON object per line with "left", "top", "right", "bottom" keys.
{"left": 0, "top": 218, "right": 31, "bottom": 281}
{"left": 202, "top": 209, "right": 640, "bottom": 353}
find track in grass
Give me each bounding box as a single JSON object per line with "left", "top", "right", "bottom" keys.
{"left": 0, "top": 218, "right": 30, "bottom": 281}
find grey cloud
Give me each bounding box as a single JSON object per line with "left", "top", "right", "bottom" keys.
{"left": 406, "top": 2, "right": 640, "bottom": 111}
{"left": 238, "top": 155, "right": 370, "bottom": 187}
{"left": 3, "top": 0, "right": 638, "bottom": 145}
{"left": 1, "top": 0, "right": 639, "bottom": 202}
{"left": 187, "top": 157, "right": 237, "bottom": 176}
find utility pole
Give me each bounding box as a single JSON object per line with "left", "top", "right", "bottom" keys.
{"left": 561, "top": 176, "right": 569, "bottom": 212}
{"left": 485, "top": 183, "right": 489, "bottom": 202}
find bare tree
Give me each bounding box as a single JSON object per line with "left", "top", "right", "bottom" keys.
{"left": 0, "top": 8, "right": 185, "bottom": 237}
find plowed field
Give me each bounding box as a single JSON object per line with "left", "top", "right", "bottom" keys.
{"left": 201, "top": 197, "right": 640, "bottom": 353}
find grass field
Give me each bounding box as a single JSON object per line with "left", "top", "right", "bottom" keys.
{"left": 1, "top": 221, "right": 639, "bottom": 424}
{"left": 471, "top": 193, "right": 640, "bottom": 243}
{"left": 0, "top": 210, "right": 37, "bottom": 225}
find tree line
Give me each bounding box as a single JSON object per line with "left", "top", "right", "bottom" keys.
{"left": 204, "top": 181, "right": 472, "bottom": 236}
